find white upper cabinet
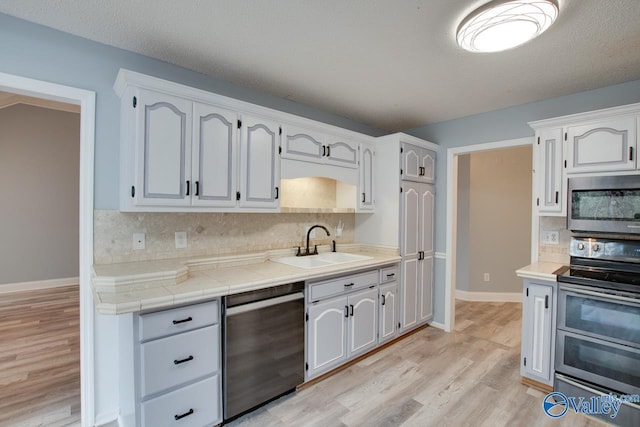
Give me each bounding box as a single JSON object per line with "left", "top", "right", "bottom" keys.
{"left": 566, "top": 115, "right": 637, "bottom": 173}
{"left": 402, "top": 142, "right": 436, "bottom": 183}
{"left": 535, "top": 127, "right": 565, "bottom": 215}
{"left": 281, "top": 126, "right": 324, "bottom": 163}
{"left": 281, "top": 125, "right": 359, "bottom": 169}
{"left": 133, "top": 89, "right": 193, "bottom": 206}
{"left": 358, "top": 143, "right": 375, "bottom": 211}
{"left": 239, "top": 115, "right": 281, "bottom": 209}
{"left": 325, "top": 137, "right": 359, "bottom": 168}
{"left": 192, "top": 103, "right": 238, "bottom": 207}
{"left": 115, "top": 69, "right": 378, "bottom": 212}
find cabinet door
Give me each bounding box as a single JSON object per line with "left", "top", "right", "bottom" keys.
{"left": 192, "top": 103, "right": 237, "bottom": 207}
{"left": 325, "top": 137, "right": 359, "bottom": 168}
{"left": 522, "top": 283, "right": 553, "bottom": 384}
{"left": 402, "top": 143, "right": 436, "bottom": 183}
{"left": 421, "top": 150, "right": 436, "bottom": 183}
{"left": 306, "top": 297, "right": 347, "bottom": 378}
{"left": 347, "top": 287, "right": 378, "bottom": 358}
{"left": 566, "top": 116, "right": 637, "bottom": 173}
{"left": 402, "top": 143, "right": 423, "bottom": 182}
{"left": 379, "top": 282, "right": 397, "bottom": 344}
{"left": 400, "top": 181, "right": 421, "bottom": 331}
{"left": 359, "top": 144, "right": 375, "bottom": 210}
{"left": 134, "top": 89, "right": 192, "bottom": 206}
{"left": 418, "top": 185, "right": 435, "bottom": 323}
{"left": 281, "top": 125, "right": 324, "bottom": 164}
{"left": 239, "top": 116, "right": 281, "bottom": 209}
{"left": 536, "top": 128, "right": 564, "bottom": 214}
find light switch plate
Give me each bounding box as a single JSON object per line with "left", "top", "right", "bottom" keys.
{"left": 175, "top": 231, "right": 187, "bottom": 249}
{"left": 132, "top": 233, "right": 145, "bottom": 250}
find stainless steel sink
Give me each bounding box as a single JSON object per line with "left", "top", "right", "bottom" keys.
{"left": 271, "top": 252, "right": 373, "bottom": 269}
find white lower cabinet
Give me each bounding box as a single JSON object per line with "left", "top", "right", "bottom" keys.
{"left": 141, "top": 374, "right": 220, "bottom": 427}
{"left": 521, "top": 278, "right": 556, "bottom": 386}
{"left": 347, "top": 288, "right": 378, "bottom": 358}
{"left": 306, "top": 268, "right": 389, "bottom": 379}
{"left": 122, "top": 299, "right": 222, "bottom": 427}
{"left": 378, "top": 282, "right": 398, "bottom": 344}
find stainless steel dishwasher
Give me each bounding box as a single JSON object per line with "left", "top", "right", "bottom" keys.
{"left": 223, "top": 282, "right": 305, "bottom": 421}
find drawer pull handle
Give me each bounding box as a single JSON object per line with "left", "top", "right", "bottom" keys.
{"left": 386, "top": 273, "right": 395, "bottom": 278}
{"left": 174, "top": 355, "right": 194, "bottom": 365}
{"left": 174, "top": 408, "right": 194, "bottom": 420}
{"left": 172, "top": 316, "right": 193, "bottom": 325}
{"left": 344, "top": 283, "right": 354, "bottom": 288}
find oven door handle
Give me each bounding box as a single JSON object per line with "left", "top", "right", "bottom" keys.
{"left": 562, "top": 286, "right": 640, "bottom": 305}
{"left": 226, "top": 292, "right": 304, "bottom": 316}
{"left": 556, "top": 373, "right": 640, "bottom": 410}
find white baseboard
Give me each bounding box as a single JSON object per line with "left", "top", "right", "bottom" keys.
{"left": 429, "top": 321, "right": 446, "bottom": 330}
{"left": 0, "top": 277, "right": 79, "bottom": 294}
{"left": 455, "top": 289, "right": 521, "bottom": 303}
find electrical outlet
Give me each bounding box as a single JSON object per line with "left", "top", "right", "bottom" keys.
{"left": 175, "top": 231, "right": 187, "bottom": 249}
{"left": 132, "top": 233, "right": 145, "bottom": 250}
{"left": 483, "top": 273, "right": 490, "bottom": 282}
{"left": 542, "top": 231, "right": 560, "bottom": 245}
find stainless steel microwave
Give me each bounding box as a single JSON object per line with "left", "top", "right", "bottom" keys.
{"left": 567, "top": 174, "right": 640, "bottom": 235}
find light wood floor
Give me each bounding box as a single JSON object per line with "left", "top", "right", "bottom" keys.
{"left": 0, "top": 285, "right": 80, "bottom": 427}
{"left": 227, "top": 300, "right": 605, "bottom": 427}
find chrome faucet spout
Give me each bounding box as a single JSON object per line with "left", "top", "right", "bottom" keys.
{"left": 305, "top": 225, "right": 331, "bottom": 255}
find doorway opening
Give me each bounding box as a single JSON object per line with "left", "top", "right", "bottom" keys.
{"left": 0, "top": 72, "right": 96, "bottom": 427}
{"left": 443, "top": 137, "right": 534, "bottom": 332}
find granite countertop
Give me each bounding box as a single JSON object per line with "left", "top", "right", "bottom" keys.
{"left": 93, "top": 244, "right": 401, "bottom": 315}
{"left": 515, "top": 261, "right": 567, "bottom": 281}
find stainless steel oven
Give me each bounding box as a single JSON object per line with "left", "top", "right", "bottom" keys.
{"left": 567, "top": 174, "right": 640, "bottom": 235}
{"left": 556, "top": 237, "right": 640, "bottom": 425}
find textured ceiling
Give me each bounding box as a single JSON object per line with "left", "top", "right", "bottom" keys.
{"left": 1, "top": 0, "right": 639, "bottom": 132}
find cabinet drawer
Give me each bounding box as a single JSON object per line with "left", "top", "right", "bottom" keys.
{"left": 141, "top": 374, "right": 221, "bottom": 427}
{"left": 380, "top": 266, "right": 398, "bottom": 283}
{"left": 141, "top": 325, "right": 219, "bottom": 397}
{"left": 139, "top": 299, "right": 218, "bottom": 341}
{"left": 309, "top": 270, "right": 378, "bottom": 301}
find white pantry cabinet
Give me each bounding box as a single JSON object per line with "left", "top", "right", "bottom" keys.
{"left": 355, "top": 133, "right": 438, "bottom": 334}
{"left": 521, "top": 278, "right": 556, "bottom": 386}
{"left": 400, "top": 181, "right": 435, "bottom": 331}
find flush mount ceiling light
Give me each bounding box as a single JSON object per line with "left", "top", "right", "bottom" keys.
{"left": 456, "top": 0, "right": 559, "bottom": 53}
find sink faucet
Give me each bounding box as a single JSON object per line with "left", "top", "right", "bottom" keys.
{"left": 303, "top": 225, "right": 331, "bottom": 256}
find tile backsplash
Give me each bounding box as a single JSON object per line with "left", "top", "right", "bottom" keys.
{"left": 538, "top": 216, "right": 570, "bottom": 264}
{"left": 94, "top": 210, "right": 354, "bottom": 264}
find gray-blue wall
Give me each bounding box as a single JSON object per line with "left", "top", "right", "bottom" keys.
{"left": 0, "top": 13, "right": 384, "bottom": 210}
{"left": 407, "top": 79, "right": 640, "bottom": 324}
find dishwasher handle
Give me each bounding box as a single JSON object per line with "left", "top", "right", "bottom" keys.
{"left": 226, "top": 292, "right": 304, "bottom": 316}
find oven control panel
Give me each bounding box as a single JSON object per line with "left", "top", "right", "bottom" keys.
{"left": 570, "top": 237, "right": 640, "bottom": 263}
